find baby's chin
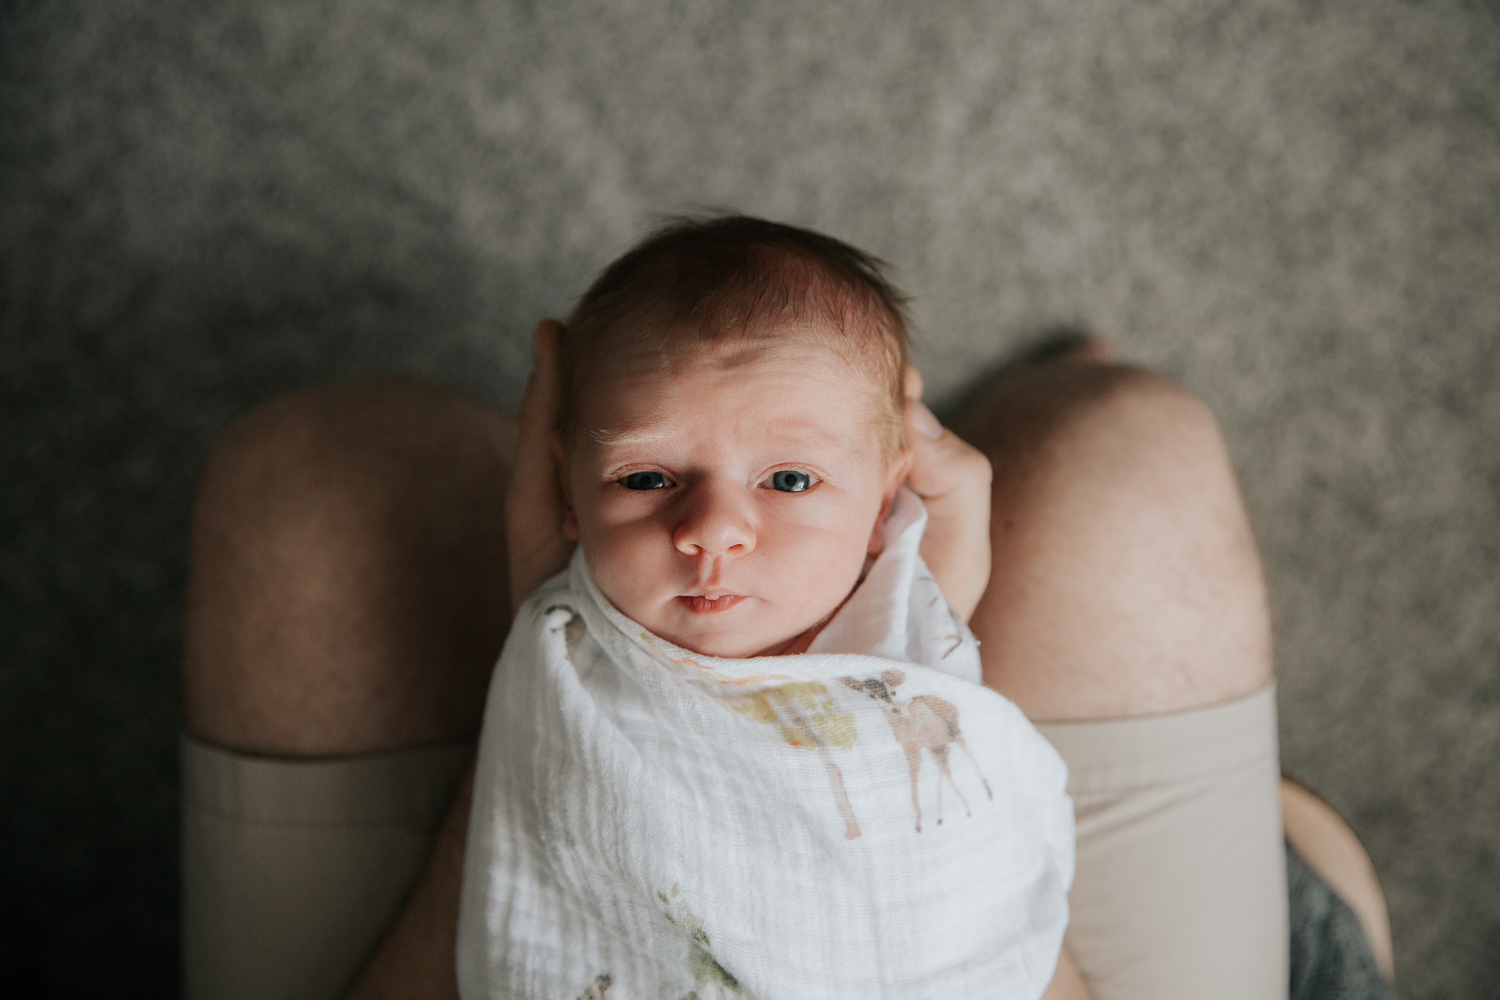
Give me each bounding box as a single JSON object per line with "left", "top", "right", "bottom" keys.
{"left": 648, "top": 610, "right": 822, "bottom": 660}
{"left": 656, "top": 628, "right": 797, "bottom": 660}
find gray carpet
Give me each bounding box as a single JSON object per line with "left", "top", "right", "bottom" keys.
{"left": 3, "top": 0, "right": 1497, "bottom": 994}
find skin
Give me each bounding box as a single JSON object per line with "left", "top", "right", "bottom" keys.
{"left": 183, "top": 381, "right": 515, "bottom": 757}
{"left": 187, "top": 320, "right": 1390, "bottom": 999}
{"left": 559, "top": 334, "right": 912, "bottom": 659}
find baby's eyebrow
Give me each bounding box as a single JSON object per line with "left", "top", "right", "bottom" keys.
{"left": 589, "top": 426, "right": 674, "bottom": 447}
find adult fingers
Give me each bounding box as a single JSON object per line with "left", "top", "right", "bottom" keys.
{"left": 908, "top": 397, "right": 944, "bottom": 443}
{"left": 515, "top": 319, "right": 563, "bottom": 449}
{"left": 905, "top": 399, "right": 990, "bottom": 502}
{"left": 903, "top": 363, "right": 924, "bottom": 402}
{"left": 505, "top": 319, "right": 575, "bottom": 615}
{"left": 903, "top": 395, "right": 993, "bottom": 622}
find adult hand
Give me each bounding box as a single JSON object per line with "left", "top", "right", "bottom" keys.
{"left": 505, "top": 319, "right": 576, "bottom": 616}
{"left": 902, "top": 365, "right": 993, "bottom": 623}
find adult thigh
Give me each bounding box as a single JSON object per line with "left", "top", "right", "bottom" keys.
{"left": 956, "top": 361, "right": 1272, "bottom": 722}
{"left": 956, "top": 361, "right": 1285, "bottom": 1000}
{"left": 183, "top": 380, "right": 517, "bottom": 757}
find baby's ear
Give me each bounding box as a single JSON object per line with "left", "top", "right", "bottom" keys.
{"left": 885, "top": 448, "right": 913, "bottom": 506}
{"left": 867, "top": 449, "right": 913, "bottom": 556}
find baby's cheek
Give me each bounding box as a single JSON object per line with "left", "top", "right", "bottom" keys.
{"left": 583, "top": 532, "right": 664, "bottom": 610}
{"left": 776, "top": 525, "right": 869, "bottom": 608}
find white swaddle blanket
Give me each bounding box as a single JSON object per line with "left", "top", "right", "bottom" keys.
{"left": 458, "top": 489, "right": 1073, "bottom": 1000}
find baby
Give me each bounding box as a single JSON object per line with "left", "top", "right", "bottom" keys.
{"left": 457, "top": 217, "right": 1073, "bottom": 1000}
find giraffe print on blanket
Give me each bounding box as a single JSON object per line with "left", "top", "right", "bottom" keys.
{"left": 637, "top": 632, "right": 864, "bottom": 840}
{"left": 839, "top": 669, "right": 993, "bottom": 832}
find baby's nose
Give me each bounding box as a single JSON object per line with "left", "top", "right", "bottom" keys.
{"left": 673, "top": 482, "right": 756, "bottom": 559}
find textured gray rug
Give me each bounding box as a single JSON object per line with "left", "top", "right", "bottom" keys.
{"left": 3, "top": 0, "right": 1497, "bottom": 994}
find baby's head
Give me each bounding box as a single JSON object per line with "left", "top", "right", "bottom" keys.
{"left": 557, "top": 215, "right": 913, "bottom": 658}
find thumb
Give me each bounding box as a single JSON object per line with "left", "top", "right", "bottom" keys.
{"left": 904, "top": 398, "right": 989, "bottom": 502}
{"left": 506, "top": 319, "right": 575, "bottom": 614}
{"left": 517, "top": 319, "right": 563, "bottom": 441}
{"left": 908, "top": 398, "right": 944, "bottom": 442}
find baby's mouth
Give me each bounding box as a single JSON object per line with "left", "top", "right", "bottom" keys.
{"left": 678, "top": 594, "right": 746, "bottom": 614}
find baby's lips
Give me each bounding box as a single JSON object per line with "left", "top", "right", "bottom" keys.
{"left": 678, "top": 594, "right": 746, "bottom": 614}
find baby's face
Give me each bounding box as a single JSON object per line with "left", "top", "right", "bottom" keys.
{"left": 562, "top": 333, "right": 907, "bottom": 658}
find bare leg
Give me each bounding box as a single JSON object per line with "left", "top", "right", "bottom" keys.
{"left": 183, "top": 381, "right": 516, "bottom": 999}
{"left": 185, "top": 380, "right": 515, "bottom": 755}
{"left": 953, "top": 357, "right": 1276, "bottom": 1000}
{"left": 953, "top": 358, "right": 1273, "bottom": 721}
{"left": 1281, "top": 777, "right": 1395, "bottom": 980}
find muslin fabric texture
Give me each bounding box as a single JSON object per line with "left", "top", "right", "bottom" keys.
{"left": 457, "top": 489, "right": 1075, "bottom": 999}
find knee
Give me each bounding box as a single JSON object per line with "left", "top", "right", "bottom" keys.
{"left": 191, "top": 381, "right": 514, "bottom": 577}
{"left": 972, "top": 362, "right": 1273, "bottom": 719}
{"left": 184, "top": 382, "right": 515, "bottom": 755}
{"left": 993, "top": 363, "right": 1247, "bottom": 544}
{"left": 193, "top": 384, "right": 427, "bottom": 557}
{"left": 188, "top": 385, "right": 420, "bottom": 629}
{"left": 192, "top": 387, "right": 360, "bottom": 559}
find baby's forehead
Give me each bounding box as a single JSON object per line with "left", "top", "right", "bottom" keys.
{"left": 603, "top": 317, "right": 877, "bottom": 375}
{"left": 636, "top": 332, "right": 882, "bottom": 400}
{"left": 577, "top": 347, "right": 884, "bottom": 447}
{"left": 569, "top": 316, "right": 901, "bottom": 453}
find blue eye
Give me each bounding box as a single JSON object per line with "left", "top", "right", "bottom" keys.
{"left": 766, "top": 470, "right": 814, "bottom": 493}
{"left": 621, "top": 471, "right": 671, "bottom": 490}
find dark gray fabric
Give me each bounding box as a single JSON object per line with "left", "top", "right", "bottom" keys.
{"left": 1289, "top": 839, "right": 1394, "bottom": 1000}
{"left": 5, "top": 0, "right": 1496, "bottom": 994}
